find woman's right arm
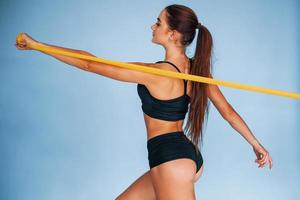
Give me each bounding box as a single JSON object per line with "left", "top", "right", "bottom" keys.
{"left": 36, "top": 42, "right": 96, "bottom": 71}
{"left": 15, "top": 33, "right": 159, "bottom": 85}
{"left": 16, "top": 33, "right": 153, "bottom": 72}
{"left": 16, "top": 33, "right": 96, "bottom": 71}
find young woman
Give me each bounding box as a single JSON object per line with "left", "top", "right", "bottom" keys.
{"left": 16, "top": 4, "right": 272, "bottom": 200}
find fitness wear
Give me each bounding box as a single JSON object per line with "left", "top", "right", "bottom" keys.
{"left": 137, "top": 60, "right": 191, "bottom": 121}
{"left": 147, "top": 131, "right": 203, "bottom": 173}
{"left": 137, "top": 59, "right": 203, "bottom": 173}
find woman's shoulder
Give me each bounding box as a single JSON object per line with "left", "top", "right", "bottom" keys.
{"left": 128, "top": 61, "right": 185, "bottom": 86}
{"left": 128, "top": 61, "right": 175, "bottom": 71}
{"left": 128, "top": 61, "right": 163, "bottom": 68}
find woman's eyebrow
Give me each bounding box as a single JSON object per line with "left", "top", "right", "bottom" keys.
{"left": 157, "top": 17, "right": 161, "bottom": 22}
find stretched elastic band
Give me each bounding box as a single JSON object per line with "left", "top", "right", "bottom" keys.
{"left": 16, "top": 33, "right": 300, "bottom": 100}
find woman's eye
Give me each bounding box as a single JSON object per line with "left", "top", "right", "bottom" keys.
{"left": 156, "top": 22, "right": 160, "bottom": 26}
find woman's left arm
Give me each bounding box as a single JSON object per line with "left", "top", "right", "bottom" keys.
{"left": 206, "top": 74, "right": 273, "bottom": 169}
{"left": 207, "top": 83, "right": 260, "bottom": 147}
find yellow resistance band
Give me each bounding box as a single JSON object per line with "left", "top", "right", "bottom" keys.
{"left": 17, "top": 33, "right": 300, "bottom": 99}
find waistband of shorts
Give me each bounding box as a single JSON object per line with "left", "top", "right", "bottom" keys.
{"left": 147, "top": 131, "right": 186, "bottom": 144}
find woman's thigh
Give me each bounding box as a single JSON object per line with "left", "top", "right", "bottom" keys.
{"left": 115, "top": 170, "right": 156, "bottom": 200}
{"left": 150, "top": 158, "right": 197, "bottom": 200}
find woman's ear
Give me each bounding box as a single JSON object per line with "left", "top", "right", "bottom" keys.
{"left": 169, "top": 30, "right": 182, "bottom": 45}
{"left": 169, "top": 30, "right": 180, "bottom": 41}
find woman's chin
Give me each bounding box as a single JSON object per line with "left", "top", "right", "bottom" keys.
{"left": 151, "top": 37, "right": 161, "bottom": 45}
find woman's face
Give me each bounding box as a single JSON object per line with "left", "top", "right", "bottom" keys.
{"left": 151, "top": 9, "right": 172, "bottom": 46}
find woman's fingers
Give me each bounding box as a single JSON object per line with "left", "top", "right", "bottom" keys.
{"left": 255, "top": 152, "right": 267, "bottom": 168}
{"left": 258, "top": 153, "right": 271, "bottom": 168}
{"left": 252, "top": 145, "right": 273, "bottom": 170}
{"left": 15, "top": 43, "right": 22, "bottom": 49}
{"left": 255, "top": 154, "right": 263, "bottom": 164}
{"left": 259, "top": 155, "right": 267, "bottom": 167}
{"left": 255, "top": 153, "right": 264, "bottom": 163}
{"left": 268, "top": 156, "right": 273, "bottom": 169}
{"left": 15, "top": 43, "right": 28, "bottom": 50}
{"left": 16, "top": 33, "right": 29, "bottom": 46}
{"left": 261, "top": 152, "right": 269, "bottom": 164}
{"left": 16, "top": 32, "right": 27, "bottom": 43}
{"left": 15, "top": 33, "right": 36, "bottom": 50}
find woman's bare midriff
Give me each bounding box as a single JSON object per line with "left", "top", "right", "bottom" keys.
{"left": 144, "top": 113, "right": 185, "bottom": 140}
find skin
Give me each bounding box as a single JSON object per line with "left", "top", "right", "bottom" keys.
{"left": 16, "top": 8, "right": 273, "bottom": 200}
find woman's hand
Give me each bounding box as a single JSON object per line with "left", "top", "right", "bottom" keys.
{"left": 15, "top": 32, "right": 38, "bottom": 50}
{"left": 252, "top": 142, "right": 273, "bottom": 170}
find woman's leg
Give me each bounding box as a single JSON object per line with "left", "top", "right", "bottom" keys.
{"left": 115, "top": 170, "right": 156, "bottom": 200}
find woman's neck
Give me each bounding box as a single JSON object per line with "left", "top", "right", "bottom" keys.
{"left": 164, "top": 45, "right": 187, "bottom": 61}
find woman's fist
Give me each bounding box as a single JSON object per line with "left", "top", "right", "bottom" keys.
{"left": 15, "top": 33, "right": 38, "bottom": 50}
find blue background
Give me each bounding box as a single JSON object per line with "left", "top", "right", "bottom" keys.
{"left": 1, "top": 0, "right": 299, "bottom": 199}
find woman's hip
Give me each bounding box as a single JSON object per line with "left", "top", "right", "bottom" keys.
{"left": 147, "top": 131, "right": 203, "bottom": 173}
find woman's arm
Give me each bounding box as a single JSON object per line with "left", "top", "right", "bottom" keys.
{"left": 206, "top": 76, "right": 260, "bottom": 148}
{"left": 16, "top": 33, "right": 160, "bottom": 85}
{"left": 36, "top": 43, "right": 154, "bottom": 72}
{"left": 16, "top": 33, "right": 93, "bottom": 70}
{"left": 207, "top": 74, "right": 273, "bottom": 169}
{"left": 38, "top": 43, "right": 159, "bottom": 84}
{"left": 224, "top": 104, "right": 260, "bottom": 148}
{"left": 207, "top": 82, "right": 273, "bottom": 169}
{"left": 38, "top": 43, "right": 160, "bottom": 84}
{"left": 37, "top": 42, "right": 96, "bottom": 71}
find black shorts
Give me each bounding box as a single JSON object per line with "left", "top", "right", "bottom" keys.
{"left": 147, "top": 131, "right": 203, "bottom": 173}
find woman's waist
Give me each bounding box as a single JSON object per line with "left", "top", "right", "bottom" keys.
{"left": 147, "top": 129, "right": 184, "bottom": 141}
{"left": 144, "top": 117, "right": 184, "bottom": 139}
{"left": 146, "top": 122, "right": 184, "bottom": 139}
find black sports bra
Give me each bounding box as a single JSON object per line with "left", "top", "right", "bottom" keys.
{"left": 137, "top": 59, "right": 191, "bottom": 121}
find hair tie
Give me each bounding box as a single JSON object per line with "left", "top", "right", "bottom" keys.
{"left": 196, "top": 22, "right": 202, "bottom": 29}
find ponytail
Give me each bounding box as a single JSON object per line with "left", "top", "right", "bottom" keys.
{"left": 164, "top": 4, "right": 214, "bottom": 153}
{"left": 184, "top": 25, "right": 213, "bottom": 152}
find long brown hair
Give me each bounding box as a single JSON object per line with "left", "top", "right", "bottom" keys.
{"left": 165, "top": 4, "right": 213, "bottom": 151}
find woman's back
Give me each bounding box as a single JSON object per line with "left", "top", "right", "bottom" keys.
{"left": 137, "top": 57, "right": 192, "bottom": 140}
